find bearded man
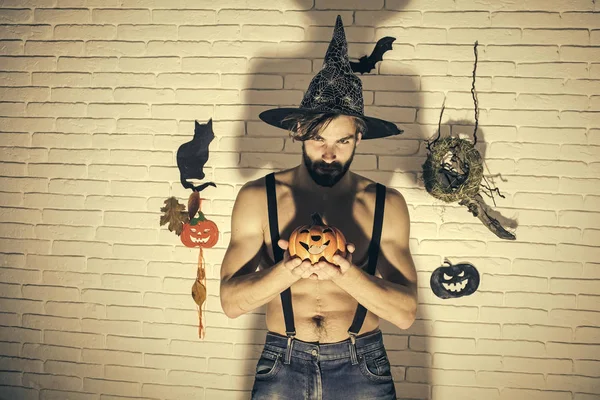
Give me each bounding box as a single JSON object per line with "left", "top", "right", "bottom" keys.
{"left": 220, "top": 15, "right": 418, "bottom": 400}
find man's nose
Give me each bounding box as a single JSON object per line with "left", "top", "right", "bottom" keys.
{"left": 321, "top": 145, "right": 336, "bottom": 161}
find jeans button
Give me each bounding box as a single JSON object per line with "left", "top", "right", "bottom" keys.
{"left": 311, "top": 349, "right": 318, "bottom": 357}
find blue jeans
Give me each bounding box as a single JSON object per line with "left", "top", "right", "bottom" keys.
{"left": 251, "top": 329, "right": 397, "bottom": 400}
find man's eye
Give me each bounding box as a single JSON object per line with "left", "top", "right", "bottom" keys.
{"left": 339, "top": 140, "right": 349, "bottom": 144}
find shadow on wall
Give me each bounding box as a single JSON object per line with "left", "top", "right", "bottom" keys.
{"left": 227, "top": 6, "right": 434, "bottom": 399}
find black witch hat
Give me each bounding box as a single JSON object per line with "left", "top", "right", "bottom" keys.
{"left": 259, "top": 15, "right": 402, "bottom": 140}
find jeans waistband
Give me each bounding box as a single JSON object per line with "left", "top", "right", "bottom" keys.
{"left": 263, "top": 329, "right": 386, "bottom": 361}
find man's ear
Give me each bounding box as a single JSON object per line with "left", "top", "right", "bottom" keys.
{"left": 356, "top": 132, "right": 362, "bottom": 145}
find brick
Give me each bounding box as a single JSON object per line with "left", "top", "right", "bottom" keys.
{"left": 0, "top": 291, "right": 43, "bottom": 313}
{"left": 491, "top": 11, "right": 561, "bottom": 27}
{"left": 574, "top": 359, "right": 600, "bottom": 376}
{"left": 433, "top": 385, "right": 500, "bottom": 400}
{"left": 505, "top": 292, "right": 576, "bottom": 311}
{"left": 583, "top": 263, "right": 600, "bottom": 279}
{"left": 480, "top": 307, "right": 548, "bottom": 324}
{"left": 55, "top": 117, "right": 115, "bottom": 133}
{"left": 26, "top": 102, "right": 85, "bottom": 117}
{"left": 433, "top": 321, "right": 500, "bottom": 338}
{"left": 57, "top": 57, "right": 117, "bottom": 72}
{"left": 47, "top": 179, "right": 109, "bottom": 196}
{"left": 0, "top": 71, "right": 30, "bottom": 86}
{"left": 433, "top": 353, "right": 502, "bottom": 372}
{"left": 0, "top": 101, "right": 24, "bottom": 116}
{"left": 523, "top": 29, "right": 589, "bottom": 45}
{"left": 176, "top": 88, "right": 240, "bottom": 104}
{"left": 144, "top": 353, "right": 206, "bottom": 371}
{"left": 249, "top": 60, "right": 312, "bottom": 75}
{"left": 28, "top": 162, "right": 86, "bottom": 179}
{"left": 86, "top": 103, "right": 149, "bottom": 118}
{"left": 518, "top": 126, "right": 587, "bottom": 144}
{"left": 547, "top": 374, "right": 599, "bottom": 393}
{"left": 564, "top": 79, "right": 600, "bottom": 95}
{"left": 574, "top": 326, "right": 600, "bottom": 343}
{"left": 25, "top": 40, "right": 84, "bottom": 56}
{"left": 92, "top": 8, "right": 150, "bottom": 23}
{"left": 40, "top": 389, "right": 97, "bottom": 400}
{"left": 23, "top": 373, "right": 81, "bottom": 391}
{"left": 485, "top": 45, "right": 559, "bottom": 61}
{"left": 0, "top": 56, "right": 55, "bottom": 71}
{"left": 0, "top": 356, "right": 42, "bottom": 375}
{"left": 561, "top": 46, "right": 600, "bottom": 61}
{"left": 116, "top": 24, "right": 176, "bottom": 41}
{"left": 487, "top": 241, "right": 555, "bottom": 260}
{"left": 22, "top": 343, "right": 80, "bottom": 363}
{"left": 146, "top": 40, "right": 211, "bottom": 56}
{"left": 107, "top": 335, "right": 168, "bottom": 354}
{"left": 141, "top": 384, "right": 205, "bottom": 400}
{"left": 517, "top": 94, "right": 588, "bottom": 110}
{"left": 151, "top": 104, "right": 213, "bottom": 120}
{"left": 449, "top": 28, "right": 519, "bottom": 44}
{"left": 410, "top": 336, "right": 476, "bottom": 354}
{"left": 1, "top": 261, "right": 44, "bottom": 280}
{"left": 561, "top": 144, "right": 600, "bottom": 163}
{"left": 34, "top": 8, "right": 89, "bottom": 23}
{"left": 0, "top": 326, "right": 40, "bottom": 345}
{"left": 493, "top": 76, "right": 564, "bottom": 94}
{"left": 22, "top": 285, "right": 79, "bottom": 302}
{"left": 0, "top": 24, "right": 51, "bottom": 40}
{"left": 83, "top": 378, "right": 140, "bottom": 397}
{"left": 549, "top": 309, "right": 600, "bottom": 328}
{"left": 54, "top": 24, "right": 115, "bottom": 40}
{"left": 551, "top": 277, "right": 600, "bottom": 295}
{"left": 85, "top": 40, "right": 145, "bottom": 56}
{"left": 503, "top": 324, "right": 572, "bottom": 342}
{"left": 0, "top": 39, "right": 25, "bottom": 55}
{"left": 477, "top": 370, "right": 545, "bottom": 389}
{"left": 105, "top": 365, "right": 166, "bottom": 384}
{"left": 179, "top": 25, "right": 240, "bottom": 41}
{"left": 81, "top": 287, "right": 141, "bottom": 306}
{"left": 517, "top": 62, "right": 589, "bottom": 78}
{"left": 82, "top": 348, "right": 142, "bottom": 366}
{"left": 44, "top": 330, "right": 104, "bottom": 349}
{"left": 156, "top": 73, "right": 218, "bottom": 88}
{"left": 500, "top": 388, "right": 571, "bottom": 400}
{"left": 106, "top": 305, "right": 164, "bottom": 322}
{"left": 44, "top": 360, "right": 103, "bottom": 379}
{"left": 32, "top": 72, "right": 90, "bottom": 87}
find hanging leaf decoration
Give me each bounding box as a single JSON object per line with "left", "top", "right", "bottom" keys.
{"left": 159, "top": 197, "right": 190, "bottom": 236}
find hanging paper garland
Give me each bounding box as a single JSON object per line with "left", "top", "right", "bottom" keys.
{"left": 159, "top": 119, "right": 219, "bottom": 339}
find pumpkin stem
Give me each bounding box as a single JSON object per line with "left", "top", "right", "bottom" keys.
{"left": 311, "top": 212, "right": 325, "bottom": 226}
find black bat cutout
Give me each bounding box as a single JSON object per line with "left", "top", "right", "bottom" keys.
{"left": 176, "top": 118, "right": 217, "bottom": 192}
{"left": 350, "top": 36, "right": 396, "bottom": 75}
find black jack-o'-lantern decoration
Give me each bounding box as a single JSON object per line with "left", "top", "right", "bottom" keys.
{"left": 430, "top": 260, "right": 480, "bottom": 299}
{"left": 288, "top": 213, "right": 346, "bottom": 264}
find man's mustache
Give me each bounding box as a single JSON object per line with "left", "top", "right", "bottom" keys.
{"left": 314, "top": 162, "right": 343, "bottom": 171}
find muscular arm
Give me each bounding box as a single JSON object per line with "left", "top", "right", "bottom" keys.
{"left": 334, "top": 188, "right": 418, "bottom": 330}
{"left": 219, "top": 180, "right": 301, "bottom": 319}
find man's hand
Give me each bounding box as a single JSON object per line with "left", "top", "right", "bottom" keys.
{"left": 307, "top": 243, "right": 356, "bottom": 281}
{"left": 278, "top": 239, "right": 315, "bottom": 280}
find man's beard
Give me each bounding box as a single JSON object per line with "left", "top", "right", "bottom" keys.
{"left": 302, "top": 144, "right": 355, "bottom": 188}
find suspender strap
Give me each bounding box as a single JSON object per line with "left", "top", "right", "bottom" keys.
{"left": 348, "top": 183, "right": 386, "bottom": 337}
{"left": 265, "top": 173, "right": 296, "bottom": 339}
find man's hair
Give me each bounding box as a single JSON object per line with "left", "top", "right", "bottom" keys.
{"left": 281, "top": 112, "right": 367, "bottom": 141}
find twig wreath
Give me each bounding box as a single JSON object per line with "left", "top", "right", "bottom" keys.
{"left": 422, "top": 42, "right": 516, "bottom": 240}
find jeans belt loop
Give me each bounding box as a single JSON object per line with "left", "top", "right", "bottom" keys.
{"left": 348, "top": 332, "right": 358, "bottom": 365}
{"left": 284, "top": 332, "right": 295, "bottom": 365}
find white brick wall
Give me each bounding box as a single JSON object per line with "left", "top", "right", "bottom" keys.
{"left": 0, "top": 0, "right": 599, "bottom": 399}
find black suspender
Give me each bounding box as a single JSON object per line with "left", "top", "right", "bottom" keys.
{"left": 348, "top": 182, "right": 386, "bottom": 337}
{"left": 265, "top": 173, "right": 295, "bottom": 337}
{"left": 265, "top": 172, "right": 386, "bottom": 340}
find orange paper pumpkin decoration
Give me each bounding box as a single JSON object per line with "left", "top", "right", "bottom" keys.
{"left": 288, "top": 213, "right": 346, "bottom": 264}
{"left": 181, "top": 212, "right": 219, "bottom": 248}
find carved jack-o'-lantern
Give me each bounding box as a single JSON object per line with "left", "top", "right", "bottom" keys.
{"left": 430, "top": 260, "right": 480, "bottom": 299}
{"left": 180, "top": 212, "right": 219, "bottom": 248}
{"left": 288, "top": 213, "right": 346, "bottom": 264}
